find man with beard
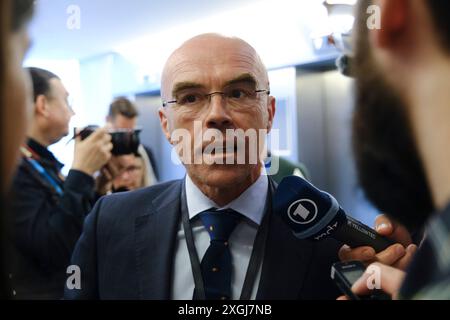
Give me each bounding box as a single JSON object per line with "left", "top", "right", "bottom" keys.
{"left": 342, "top": 0, "right": 450, "bottom": 299}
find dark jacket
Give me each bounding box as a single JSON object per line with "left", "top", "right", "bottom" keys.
{"left": 10, "top": 138, "right": 95, "bottom": 299}
{"left": 399, "top": 202, "right": 450, "bottom": 299}
{"left": 65, "top": 178, "right": 342, "bottom": 300}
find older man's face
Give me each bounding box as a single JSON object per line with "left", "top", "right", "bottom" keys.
{"left": 160, "top": 35, "right": 275, "bottom": 189}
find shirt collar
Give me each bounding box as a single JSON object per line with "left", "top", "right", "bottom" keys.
{"left": 27, "top": 138, "right": 64, "bottom": 170}
{"left": 185, "top": 171, "right": 268, "bottom": 226}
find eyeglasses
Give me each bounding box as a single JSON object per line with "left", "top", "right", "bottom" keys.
{"left": 162, "top": 84, "right": 270, "bottom": 109}
{"left": 118, "top": 165, "right": 142, "bottom": 176}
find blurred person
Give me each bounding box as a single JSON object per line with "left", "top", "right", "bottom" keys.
{"left": 0, "top": 0, "right": 34, "bottom": 300}
{"left": 65, "top": 34, "right": 345, "bottom": 300}
{"left": 1, "top": 0, "right": 33, "bottom": 191}
{"left": 340, "top": 0, "right": 450, "bottom": 299}
{"left": 106, "top": 97, "right": 159, "bottom": 185}
{"left": 9, "top": 67, "right": 114, "bottom": 299}
{"left": 110, "top": 154, "right": 145, "bottom": 193}
{"left": 265, "top": 151, "right": 310, "bottom": 183}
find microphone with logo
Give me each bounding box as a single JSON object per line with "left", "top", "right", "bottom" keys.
{"left": 273, "top": 176, "right": 395, "bottom": 252}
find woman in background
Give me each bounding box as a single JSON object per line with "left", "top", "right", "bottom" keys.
{"left": 111, "top": 154, "right": 146, "bottom": 193}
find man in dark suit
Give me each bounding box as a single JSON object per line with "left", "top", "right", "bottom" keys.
{"left": 65, "top": 33, "right": 343, "bottom": 300}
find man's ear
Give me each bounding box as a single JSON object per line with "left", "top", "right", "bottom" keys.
{"left": 371, "top": 0, "right": 409, "bottom": 49}
{"left": 34, "top": 95, "right": 49, "bottom": 117}
{"left": 266, "top": 96, "right": 276, "bottom": 134}
{"left": 158, "top": 107, "right": 173, "bottom": 144}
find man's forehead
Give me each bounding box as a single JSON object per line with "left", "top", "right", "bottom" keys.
{"left": 162, "top": 34, "right": 268, "bottom": 93}
{"left": 169, "top": 64, "right": 260, "bottom": 86}
{"left": 171, "top": 47, "right": 260, "bottom": 75}
{"left": 118, "top": 154, "right": 136, "bottom": 163}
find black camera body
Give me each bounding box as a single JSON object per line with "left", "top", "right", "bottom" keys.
{"left": 78, "top": 125, "right": 141, "bottom": 156}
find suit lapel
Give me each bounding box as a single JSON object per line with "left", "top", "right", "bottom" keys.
{"left": 134, "top": 180, "right": 182, "bottom": 299}
{"left": 132, "top": 177, "right": 315, "bottom": 299}
{"left": 256, "top": 178, "right": 314, "bottom": 300}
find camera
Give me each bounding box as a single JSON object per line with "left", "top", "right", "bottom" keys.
{"left": 77, "top": 125, "right": 141, "bottom": 155}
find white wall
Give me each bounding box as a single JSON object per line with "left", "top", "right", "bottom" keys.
{"left": 296, "top": 69, "right": 378, "bottom": 225}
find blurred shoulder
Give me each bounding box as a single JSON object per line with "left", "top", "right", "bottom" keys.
{"left": 100, "top": 179, "right": 183, "bottom": 207}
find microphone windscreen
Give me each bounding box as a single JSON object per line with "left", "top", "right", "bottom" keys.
{"left": 273, "top": 176, "right": 346, "bottom": 240}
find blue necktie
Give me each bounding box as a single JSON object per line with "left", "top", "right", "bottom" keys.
{"left": 194, "top": 208, "right": 241, "bottom": 300}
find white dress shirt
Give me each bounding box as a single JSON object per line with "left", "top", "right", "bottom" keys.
{"left": 171, "top": 172, "right": 269, "bottom": 300}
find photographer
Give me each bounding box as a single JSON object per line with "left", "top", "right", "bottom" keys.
{"left": 9, "top": 67, "right": 113, "bottom": 299}
{"left": 106, "top": 97, "right": 159, "bottom": 186}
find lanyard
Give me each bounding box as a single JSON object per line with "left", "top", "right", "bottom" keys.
{"left": 181, "top": 180, "right": 272, "bottom": 300}
{"left": 20, "top": 146, "right": 64, "bottom": 197}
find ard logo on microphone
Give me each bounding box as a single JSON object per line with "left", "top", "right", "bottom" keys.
{"left": 287, "top": 199, "right": 318, "bottom": 224}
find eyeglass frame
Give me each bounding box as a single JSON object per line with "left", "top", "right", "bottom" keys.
{"left": 162, "top": 89, "right": 271, "bottom": 108}
{"left": 116, "top": 164, "right": 144, "bottom": 179}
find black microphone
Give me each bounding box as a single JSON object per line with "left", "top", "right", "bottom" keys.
{"left": 273, "top": 176, "right": 395, "bottom": 252}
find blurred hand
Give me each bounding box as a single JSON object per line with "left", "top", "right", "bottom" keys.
{"left": 71, "top": 127, "right": 113, "bottom": 176}
{"left": 95, "top": 157, "right": 122, "bottom": 195}
{"left": 339, "top": 214, "right": 418, "bottom": 270}
{"left": 374, "top": 214, "right": 412, "bottom": 247}
{"left": 337, "top": 262, "right": 405, "bottom": 300}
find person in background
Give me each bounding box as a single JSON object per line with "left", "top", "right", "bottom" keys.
{"left": 265, "top": 151, "right": 310, "bottom": 184}
{"left": 110, "top": 154, "right": 146, "bottom": 193}
{"left": 0, "top": 0, "right": 34, "bottom": 299}
{"left": 9, "top": 67, "right": 114, "bottom": 299}
{"left": 106, "top": 97, "right": 159, "bottom": 185}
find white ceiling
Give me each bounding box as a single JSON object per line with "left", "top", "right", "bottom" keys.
{"left": 28, "top": 0, "right": 263, "bottom": 60}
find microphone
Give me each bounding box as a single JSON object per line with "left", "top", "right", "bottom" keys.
{"left": 273, "top": 176, "right": 395, "bottom": 252}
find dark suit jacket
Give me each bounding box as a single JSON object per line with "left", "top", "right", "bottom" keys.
{"left": 65, "top": 179, "right": 342, "bottom": 300}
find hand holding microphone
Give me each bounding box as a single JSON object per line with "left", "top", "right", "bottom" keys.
{"left": 273, "top": 176, "right": 417, "bottom": 300}
{"left": 273, "top": 176, "right": 417, "bottom": 269}
{"left": 339, "top": 214, "right": 417, "bottom": 270}
{"left": 273, "top": 175, "right": 395, "bottom": 251}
